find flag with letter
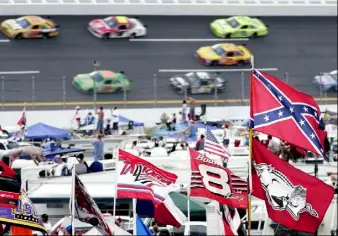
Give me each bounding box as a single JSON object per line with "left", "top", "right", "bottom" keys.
{"left": 189, "top": 148, "right": 248, "bottom": 209}
{"left": 117, "top": 149, "right": 186, "bottom": 227}
{"left": 252, "top": 138, "right": 335, "bottom": 233}
{"left": 250, "top": 69, "right": 328, "bottom": 161}
{"left": 204, "top": 128, "right": 231, "bottom": 163}
{"left": 70, "top": 174, "right": 112, "bottom": 235}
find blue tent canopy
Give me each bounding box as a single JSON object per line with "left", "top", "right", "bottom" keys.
{"left": 26, "top": 123, "right": 71, "bottom": 139}
{"left": 118, "top": 115, "right": 144, "bottom": 127}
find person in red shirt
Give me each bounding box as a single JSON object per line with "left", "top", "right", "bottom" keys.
{"left": 195, "top": 135, "right": 205, "bottom": 151}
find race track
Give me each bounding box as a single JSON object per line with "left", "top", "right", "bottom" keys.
{"left": 0, "top": 16, "right": 337, "bottom": 110}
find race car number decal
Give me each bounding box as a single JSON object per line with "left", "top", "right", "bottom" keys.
{"left": 198, "top": 164, "right": 231, "bottom": 197}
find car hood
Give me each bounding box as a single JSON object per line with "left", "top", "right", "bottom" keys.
{"left": 2, "top": 19, "right": 22, "bottom": 30}
{"left": 73, "top": 74, "right": 94, "bottom": 87}
{"left": 170, "top": 76, "right": 189, "bottom": 87}
{"left": 89, "top": 19, "right": 108, "bottom": 31}
{"left": 197, "top": 47, "right": 220, "bottom": 59}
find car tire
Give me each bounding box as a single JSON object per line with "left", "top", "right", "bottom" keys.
{"left": 42, "top": 33, "right": 49, "bottom": 39}
{"left": 252, "top": 32, "right": 258, "bottom": 38}
{"left": 15, "top": 33, "right": 23, "bottom": 39}
{"left": 237, "top": 60, "right": 245, "bottom": 65}
{"left": 103, "top": 33, "right": 110, "bottom": 39}
{"left": 130, "top": 33, "right": 136, "bottom": 38}
{"left": 115, "top": 88, "right": 124, "bottom": 93}
{"left": 210, "top": 61, "right": 217, "bottom": 66}
{"left": 87, "top": 89, "right": 93, "bottom": 93}
{"left": 223, "top": 33, "right": 231, "bottom": 39}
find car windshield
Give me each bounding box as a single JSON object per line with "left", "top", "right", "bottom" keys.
{"left": 6, "top": 141, "right": 20, "bottom": 150}
{"left": 104, "top": 17, "right": 118, "bottom": 28}
{"left": 212, "top": 45, "right": 226, "bottom": 56}
{"left": 90, "top": 72, "right": 104, "bottom": 83}
{"left": 185, "top": 73, "right": 199, "bottom": 84}
{"left": 16, "top": 18, "right": 31, "bottom": 29}
{"left": 190, "top": 225, "right": 207, "bottom": 236}
{"left": 227, "top": 18, "right": 240, "bottom": 28}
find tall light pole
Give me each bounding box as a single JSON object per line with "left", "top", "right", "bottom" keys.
{"left": 93, "top": 60, "right": 100, "bottom": 109}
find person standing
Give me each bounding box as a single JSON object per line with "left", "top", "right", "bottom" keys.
{"left": 96, "top": 107, "right": 104, "bottom": 134}
{"left": 41, "top": 214, "right": 52, "bottom": 234}
{"left": 111, "top": 107, "right": 119, "bottom": 135}
{"left": 195, "top": 135, "right": 205, "bottom": 151}
{"left": 181, "top": 100, "right": 188, "bottom": 122}
{"left": 188, "top": 97, "right": 196, "bottom": 121}
{"left": 92, "top": 134, "right": 104, "bottom": 161}
{"left": 73, "top": 106, "right": 82, "bottom": 130}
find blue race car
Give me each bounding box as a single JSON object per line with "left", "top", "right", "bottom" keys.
{"left": 313, "top": 70, "right": 337, "bottom": 92}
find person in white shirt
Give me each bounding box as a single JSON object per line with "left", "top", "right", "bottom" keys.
{"left": 51, "top": 155, "right": 68, "bottom": 177}
{"left": 158, "top": 136, "right": 166, "bottom": 148}
{"left": 111, "top": 107, "right": 119, "bottom": 135}
{"left": 181, "top": 100, "right": 188, "bottom": 122}
{"left": 267, "top": 135, "right": 281, "bottom": 155}
{"left": 151, "top": 143, "right": 168, "bottom": 157}
{"left": 41, "top": 214, "right": 52, "bottom": 234}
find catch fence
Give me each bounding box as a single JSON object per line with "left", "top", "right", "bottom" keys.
{"left": 0, "top": 70, "right": 335, "bottom": 111}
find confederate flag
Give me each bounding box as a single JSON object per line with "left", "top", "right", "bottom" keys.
{"left": 250, "top": 69, "right": 328, "bottom": 161}
{"left": 252, "top": 139, "right": 335, "bottom": 233}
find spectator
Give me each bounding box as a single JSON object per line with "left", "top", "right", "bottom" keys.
{"left": 41, "top": 214, "right": 52, "bottom": 234}
{"left": 115, "top": 217, "right": 122, "bottom": 227}
{"left": 73, "top": 106, "right": 81, "bottom": 130}
{"left": 158, "top": 136, "right": 166, "bottom": 148}
{"left": 96, "top": 107, "right": 104, "bottom": 134}
{"left": 171, "top": 113, "right": 177, "bottom": 131}
{"left": 181, "top": 100, "right": 188, "bottom": 122}
{"left": 51, "top": 155, "right": 68, "bottom": 177}
{"left": 267, "top": 135, "right": 281, "bottom": 155}
{"left": 195, "top": 135, "right": 205, "bottom": 151}
{"left": 104, "top": 119, "right": 112, "bottom": 135}
{"left": 92, "top": 134, "right": 104, "bottom": 161}
{"left": 223, "top": 123, "right": 230, "bottom": 148}
{"left": 188, "top": 97, "right": 196, "bottom": 121}
{"left": 85, "top": 112, "right": 95, "bottom": 125}
{"left": 111, "top": 107, "right": 119, "bottom": 135}
{"left": 181, "top": 121, "right": 197, "bottom": 141}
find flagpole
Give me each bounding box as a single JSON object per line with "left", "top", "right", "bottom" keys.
{"left": 187, "top": 149, "right": 192, "bottom": 235}
{"left": 132, "top": 198, "right": 137, "bottom": 235}
{"left": 71, "top": 166, "right": 76, "bottom": 236}
{"left": 330, "top": 182, "right": 337, "bottom": 233}
{"left": 247, "top": 55, "right": 255, "bottom": 236}
{"left": 112, "top": 149, "right": 120, "bottom": 231}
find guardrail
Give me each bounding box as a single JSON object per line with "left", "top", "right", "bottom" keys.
{"left": 0, "top": 0, "right": 337, "bottom": 16}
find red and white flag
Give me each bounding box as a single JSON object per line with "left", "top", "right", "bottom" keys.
{"left": 70, "top": 174, "right": 113, "bottom": 235}
{"left": 189, "top": 148, "right": 248, "bottom": 209}
{"left": 221, "top": 205, "right": 241, "bottom": 236}
{"left": 17, "top": 106, "right": 26, "bottom": 127}
{"left": 205, "top": 128, "right": 231, "bottom": 163}
{"left": 117, "top": 149, "right": 186, "bottom": 227}
{"left": 252, "top": 138, "right": 335, "bottom": 233}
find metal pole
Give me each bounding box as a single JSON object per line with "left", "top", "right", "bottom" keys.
{"left": 184, "top": 85, "right": 187, "bottom": 100}
{"left": 214, "top": 75, "right": 217, "bottom": 107}
{"left": 62, "top": 76, "right": 66, "bottom": 109}
{"left": 1, "top": 76, "right": 4, "bottom": 111}
{"left": 93, "top": 60, "right": 100, "bottom": 110}
{"left": 123, "top": 78, "right": 127, "bottom": 109}
{"left": 153, "top": 74, "right": 157, "bottom": 108}
{"left": 32, "top": 76, "right": 35, "bottom": 110}
{"left": 319, "top": 72, "right": 323, "bottom": 105}
{"left": 284, "top": 72, "right": 289, "bottom": 83}
{"left": 241, "top": 71, "right": 245, "bottom": 104}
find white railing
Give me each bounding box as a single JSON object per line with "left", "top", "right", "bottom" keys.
{"left": 0, "top": 0, "right": 337, "bottom": 16}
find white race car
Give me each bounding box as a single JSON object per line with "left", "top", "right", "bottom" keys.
{"left": 88, "top": 16, "right": 147, "bottom": 39}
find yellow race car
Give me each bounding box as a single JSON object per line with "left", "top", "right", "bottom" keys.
{"left": 195, "top": 43, "right": 252, "bottom": 66}
{"left": 0, "top": 16, "right": 59, "bottom": 39}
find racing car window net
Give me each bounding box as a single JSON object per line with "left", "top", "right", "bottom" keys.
{"left": 16, "top": 18, "right": 31, "bottom": 29}
{"left": 226, "top": 19, "right": 240, "bottom": 28}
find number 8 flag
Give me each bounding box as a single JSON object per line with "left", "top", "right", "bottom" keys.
{"left": 188, "top": 148, "right": 248, "bottom": 209}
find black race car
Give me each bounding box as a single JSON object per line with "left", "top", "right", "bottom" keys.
{"left": 169, "top": 72, "right": 226, "bottom": 94}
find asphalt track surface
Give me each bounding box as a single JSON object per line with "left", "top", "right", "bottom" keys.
{"left": 0, "top": 16, "right": 337, "bottom": 110}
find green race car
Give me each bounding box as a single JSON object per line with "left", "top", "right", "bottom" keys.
{"left": 72, "top": 70, "right": 131, "bottom": 93}
{"left": 210, "top": 16, "right": 268, "bottom": 39}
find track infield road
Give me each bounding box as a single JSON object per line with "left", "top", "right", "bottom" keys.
{"left": 0, "top": 16, "right": 337, "bottom": 110}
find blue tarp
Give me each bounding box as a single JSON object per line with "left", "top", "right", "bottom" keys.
{"left": 26, "top": 123, "right": 71, "bottom": 139}
{"left": 43, "top": 148, "right": 85, "bottom": 158}
{"left": 118, "top": 115, "right": 144, "bottom": 127}
{"left": 136, "top": 215, "right": 152, "bottom": 236}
